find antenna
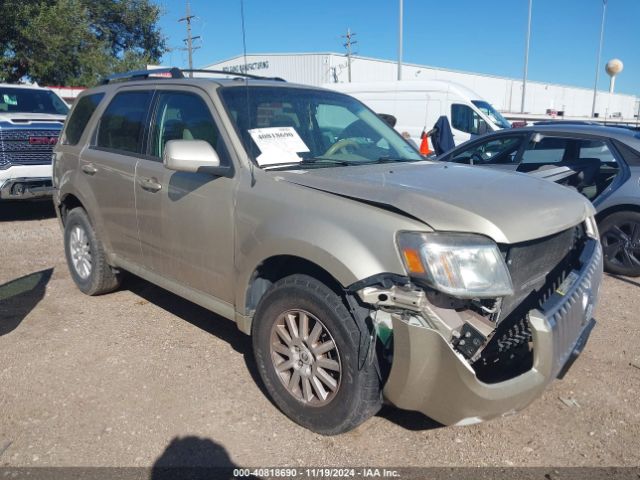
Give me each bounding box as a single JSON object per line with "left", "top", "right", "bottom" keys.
{"left": 179, "top": 0, "right": 201, "bottom": 78}
{"left": 341, "top": 28, "right": 357, "bottom": 83}
{"left": 239, "top": 0, "right": 256, "bottom": 185}
{"left": 240, "top": 0, "right": 249, "bottom": 73}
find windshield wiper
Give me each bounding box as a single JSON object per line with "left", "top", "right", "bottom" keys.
{"left": 299, "top": 157, "right": 356, "bottom": 165}
{"left": 361, "top": 156, "right": 423, "bottom": 164}
{"left": 263, "top": 157, "right": 355, "bottom": 170}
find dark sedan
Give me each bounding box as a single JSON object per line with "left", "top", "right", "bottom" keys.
{"left": 437, "top": 125, "right": 640, "bottom": 276}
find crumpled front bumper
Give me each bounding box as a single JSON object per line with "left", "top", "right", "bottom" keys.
{"left": 383, "top": 239, "right": 602, "bottom": 426}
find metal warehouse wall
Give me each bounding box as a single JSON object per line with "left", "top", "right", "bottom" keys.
{"left": 205, "top": 53, "right": 638, "bottom": 119}
{"left": 205, "top": 53, "right": 333, "bottom": 87}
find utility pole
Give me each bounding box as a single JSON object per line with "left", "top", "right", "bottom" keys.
{"left": 342, "top": 28, "right": 357, "bottom": 82}
{"left": 179, "top": 0, "right": 200, "bottom": 77}
{"left": 591, "top": 0, "right": 608, "bottom": 117}
{"left": 398, "top": 0, "right": 403, "bottom": 80}
{"left": 521, "top": 0, "right": 532, "bottom": 113}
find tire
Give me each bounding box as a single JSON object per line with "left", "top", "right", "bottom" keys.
{"left": 64, "top": 207, "right": 121, "bottom": 295}
{"left": 600, "top": 210, "right": 640, "bottom": 277}
{"left": 252, "top": 274, "right": 382, "bottom": 435}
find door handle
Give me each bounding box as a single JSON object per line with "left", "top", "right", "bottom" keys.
{"left": 139, "top": 177, "right": 162, "bottom": 193}
{"left": 81, "top": 164, "right": 98, "bottom": 175}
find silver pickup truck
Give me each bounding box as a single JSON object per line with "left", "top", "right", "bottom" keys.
{"left": 52, "top": 68, "right": 602, "bottom": 435}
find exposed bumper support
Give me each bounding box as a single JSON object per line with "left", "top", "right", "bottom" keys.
{"left": 383, "top": 239, "right": 603, "bottom": 426}
{"left": 0, "top": 177, "right": 53, "bottom": 199}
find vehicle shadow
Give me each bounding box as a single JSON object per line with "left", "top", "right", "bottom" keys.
{"left": 125, "top": 275, "right": 450, "bottom": 433}
{"left": 0, "top": 268, "right": 53, "bottom": 336}
{"left": 122, "top": 275, "right": 273, "bottom": 403}
{"left": 608, "top": 274, "right": 640, "bottom": 288}
{"left": 376, "top": 404, "right": 443, "bottom": 432}
{"left": 0, "top": 200, "right": 55, "bottom": 222}
{"left": 151, "top": 435, "right": 256, "bottom": 480}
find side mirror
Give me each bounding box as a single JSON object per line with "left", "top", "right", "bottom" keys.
{"left": 477, "top": 120, "right": 489, "bottom": 135}
{"left": 378, "top": 113, "right": 397, "bottom": 128}
{"left": 163, "top": 140, "right": 220, "bottom": 173}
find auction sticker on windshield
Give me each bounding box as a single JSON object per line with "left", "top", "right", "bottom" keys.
{"left": 249, "top": 127, "right": 309, "bottom": 166}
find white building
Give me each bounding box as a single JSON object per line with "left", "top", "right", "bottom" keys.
{"left": 204, "top": 52, "right": 639, "bottom": 120}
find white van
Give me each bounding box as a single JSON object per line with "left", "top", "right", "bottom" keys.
{"left": 324, "top": 80, "right": 511, "bottom": 146}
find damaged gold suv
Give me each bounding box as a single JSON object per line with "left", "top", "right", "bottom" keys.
{"left": 52, "top": 68, "right": 602, "bottom": 434}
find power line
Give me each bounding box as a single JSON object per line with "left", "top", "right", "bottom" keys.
{"left": 341, "top": 28, "right": 357, "bottom": 83}
{"left": 178, "top": 0, "right": 201, "bottom": 77}
{"left": 591, "top": 0, "right": 608, "bottom": 118}
{"left": 521, "top": 0, "right": 532, "bottom": 113}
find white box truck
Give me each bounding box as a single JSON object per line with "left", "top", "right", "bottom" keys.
{"left": 324, "top": 80, "right": 512, "bottom": 147}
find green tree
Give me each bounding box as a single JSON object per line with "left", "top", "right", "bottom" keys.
{"left": 0, "top": 0, "right": 166, "bottom": 86}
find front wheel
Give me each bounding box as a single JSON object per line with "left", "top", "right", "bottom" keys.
{"left": 252, "top": 274, "right": 382, "bottom": 435}
{"left": 600, "top": 211, "right": 640, "bottom": 277}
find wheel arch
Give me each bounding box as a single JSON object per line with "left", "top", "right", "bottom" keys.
{"left": 243, "top": 254, "right": 346, "bottom": 317}
{"left": 56, "top": 186, "right": 115, "bottom": 263}
{"left": 596, "top": 203, "right": 640, "bottom": 223}
{"left": 58, "top": 192, "right": 85, "bottom": 224}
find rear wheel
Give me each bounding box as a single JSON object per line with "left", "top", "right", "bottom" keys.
{"left": 252, "top": 274, "right": 382, "bottom": 435}
{"left": 64, "top": 207, "right": 121, "bottom": 295}
{"left": 600, "top": 211, "right": 640, "bottom": 277}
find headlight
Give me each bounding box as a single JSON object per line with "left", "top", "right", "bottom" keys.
{"left": 585, "top": 216, "right": 599, "bottom": 239}
{"left": 397, "top": 232, "right": 514, "bottom": 298}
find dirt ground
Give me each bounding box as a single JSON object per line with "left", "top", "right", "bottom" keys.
{"left": 1, "top": 201, "right": 639, "bottom": 470}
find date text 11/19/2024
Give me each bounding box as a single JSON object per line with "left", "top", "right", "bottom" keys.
{"left": 233, "top": 468, "right": 401, "bottom": 478}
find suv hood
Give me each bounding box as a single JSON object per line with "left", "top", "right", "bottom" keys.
{"left": 0, "top": 112, "right": 66, "bottom": 124}
{"left": 276, "top": 161, "right": 594, "bottom": 244}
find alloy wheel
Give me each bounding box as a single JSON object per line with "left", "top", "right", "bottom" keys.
{"left": 269, "top": 309, "right": 342, "bottom": 406}
{"left": 602, "top": 220, "right": 640, "bottom": 270}
{"left": 69, "top": 225, "right": 92, "bottom": 279}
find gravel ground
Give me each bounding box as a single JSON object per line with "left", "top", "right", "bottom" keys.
{"left": 0, "top": 201, "right": 639, "bottom": 469}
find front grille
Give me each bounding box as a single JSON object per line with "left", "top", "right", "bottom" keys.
{"left": 0, "top": 128, "right": 61, "bottom": 169}
{"left": 499, "top": 224, "right": 586, "bottom": 321}
{"left": 474, "top": 224, "right": 590, "bottom": 383}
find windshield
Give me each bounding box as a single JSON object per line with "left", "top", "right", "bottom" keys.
{"left": 220, "top": 86, "right": 422, "bottom": 169}
{"left": 471, "top": 100, "right": 511, "bottom": 129}
{"left": 0, "top": 87, "right": 69, "bottom": 115}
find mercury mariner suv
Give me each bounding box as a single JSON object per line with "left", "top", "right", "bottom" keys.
{"left": 52, "top": 68, "right": 602, "bottom": 435}
{"left": 0, "top": 83, "right": 68, "bottom": 199}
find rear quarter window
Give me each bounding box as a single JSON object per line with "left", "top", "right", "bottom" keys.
{"left": 613, "top": 139, "right": 640, "bottom": 167}
{"left": 62, "top": 93, "right": 105, "bottom": 145}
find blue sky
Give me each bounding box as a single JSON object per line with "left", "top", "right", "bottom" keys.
{"left": 156, "top": 0, "right": 639, "bottom": 95}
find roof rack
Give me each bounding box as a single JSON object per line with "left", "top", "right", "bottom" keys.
{"left": 182, "top": 69, "right": 286, "bottom": 82}
{"left": 100, "top": 67, "right": 184, "bottom": 85}
{"left": 99, "top": 67, "right": 286, "bottom": 85}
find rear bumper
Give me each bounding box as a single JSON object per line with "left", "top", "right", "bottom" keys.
{"left": 383, "top": 239, "right": 603, "bottom": 426}
{"left": 0, "top": 165, "right": 53, "bottom": 200}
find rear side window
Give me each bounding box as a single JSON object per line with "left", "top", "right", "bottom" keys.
{"left": 63, "top": 93, "right": 104, "bottom": 145}
{"left": 521, "top": 137, "right": 616, "bottom": 165}
{"left": 96, "top": 91, "right": 153, "bottom": 154}
{"left": 578, "top": 139, "right": 616, "bottom": 163}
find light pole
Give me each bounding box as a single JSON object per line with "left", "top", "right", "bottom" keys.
{"left": 521, "top": 0, "right": 532, "bottom": 113}
{"left": 591, "top": 0, "right": 608, "bottom": 117}
{"left": 398, "top": 0, "right": 403, "bottom": 80}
